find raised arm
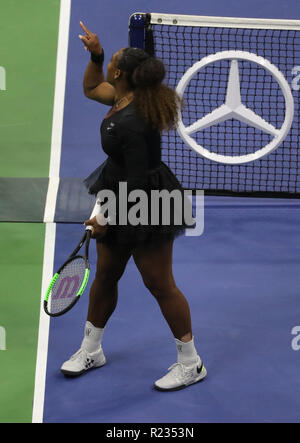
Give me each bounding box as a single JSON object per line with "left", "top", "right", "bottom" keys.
{"left": 79, "top": 21, "right": 116, "bottom": 105}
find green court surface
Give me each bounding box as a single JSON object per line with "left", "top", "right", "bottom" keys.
{"left": 0, "top": 223, "right": 45, "bottom": 423}
{"left": 0, "top": 0, "right": 60, "bottom": 177}
{"left": 0, "top": 0, "right": 60, "bottom": 422}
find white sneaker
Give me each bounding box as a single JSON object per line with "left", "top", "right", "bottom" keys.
{"left": 60, "top": 347, "right": 106, "bottom": 376}
{"left": 154, "top": 356, "right": 207, "bottom": 391}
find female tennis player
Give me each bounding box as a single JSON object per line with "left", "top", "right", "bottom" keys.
{"left": 61, "top": 21, "right": 207, "bottom": 391}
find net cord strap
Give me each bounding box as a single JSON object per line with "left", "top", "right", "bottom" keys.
{"left": 147, "top": 13, "right": 300, "bottom": 30}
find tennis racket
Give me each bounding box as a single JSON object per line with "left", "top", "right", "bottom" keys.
{"left": 44, "top": 205, "right": 98, "bottom": 317}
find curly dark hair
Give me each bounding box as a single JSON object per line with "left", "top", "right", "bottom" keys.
{"left": 117, "top": 47, "right": 183, "bottom": 132}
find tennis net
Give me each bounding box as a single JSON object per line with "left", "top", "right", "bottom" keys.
{"left": 129, "top": 13, "right": 300, "bottom": 197}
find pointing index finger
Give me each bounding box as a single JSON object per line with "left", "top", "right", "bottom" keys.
{"left": 80, "top": 21, "right": 91, "bottom": 36}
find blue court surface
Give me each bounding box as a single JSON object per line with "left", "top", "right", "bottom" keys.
{"left": 42, "top": 0, "right": 300, "bottom": 424}
{"left": 43, "top": 197, "right": 300, "bottom": 423}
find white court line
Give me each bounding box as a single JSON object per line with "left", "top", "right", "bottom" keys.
{"left": 32, "top": 223, "right": 56, "bottom": 423}
{"left": 32, "top": 0, "right": 71, "bottom": 423}
{"left": 43, "top": 0, "right": 71, "bottom": 223}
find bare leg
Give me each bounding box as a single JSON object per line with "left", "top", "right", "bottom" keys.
{"left": 132, "top": 239, "right": 192, "bottom": 342}
{"left": 87, "top": 241, "right": 132, "bottom": 328}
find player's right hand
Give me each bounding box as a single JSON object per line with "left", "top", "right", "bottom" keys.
{"left": 79, "top": 21, "right": 103, "bottom": 55}
{"left": 84, "top": 216, "right": 108, "bottom": 239}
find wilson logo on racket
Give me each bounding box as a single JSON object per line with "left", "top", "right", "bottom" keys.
{"left": 52, "top": 275, "right": 80, "bottom": 300}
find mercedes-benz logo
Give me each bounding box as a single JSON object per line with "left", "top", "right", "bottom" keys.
{"left": 176, "top": 51, "right": 294, "bottom": 164}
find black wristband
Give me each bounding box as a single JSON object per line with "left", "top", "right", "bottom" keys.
{"left": 91, "top": 49, "right": 104, "bottom": 64}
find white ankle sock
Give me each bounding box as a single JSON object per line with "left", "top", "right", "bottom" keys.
{"left": 175, "top": 336, "right": 199, "bottom": 366}
{"left": 81, "top": 321, "right": 105, "bottom": 353}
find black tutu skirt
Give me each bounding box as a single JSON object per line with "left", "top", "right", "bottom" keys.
{"left": 84, "top": 158, "right": 195, "bottom": 249}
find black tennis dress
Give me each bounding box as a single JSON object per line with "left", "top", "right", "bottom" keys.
{"left": 84, "top": 102, "right": 193, "bottom": 249}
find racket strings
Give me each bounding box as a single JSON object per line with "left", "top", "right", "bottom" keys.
{"left": 48, "top": 257, "right": 87, "bottom": 314}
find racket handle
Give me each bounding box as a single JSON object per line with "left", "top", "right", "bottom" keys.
{"left": 85, "top": 200, "right": 100, "bottom": 231}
